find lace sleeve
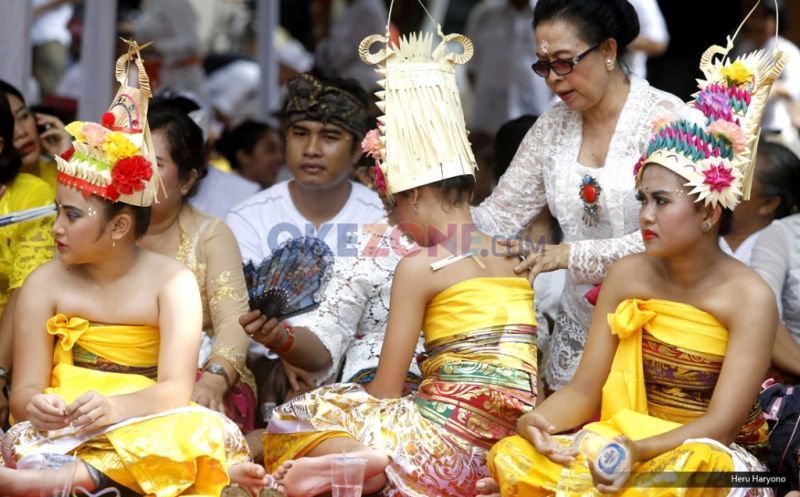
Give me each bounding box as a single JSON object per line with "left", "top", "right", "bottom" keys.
{"left": 293, "top": 251, "right": 378, "bottom": 384}
{"left": 472, "top": 117, "right": 549, "bottom": 236}
{"left": 200, "top": 219, "right": 255, "bottom": 388}
{"left": 568, "top": 230, "right": 644, "bottom": 285}
{"left": 10, "top": 183, "right": 54, "bottom": 291}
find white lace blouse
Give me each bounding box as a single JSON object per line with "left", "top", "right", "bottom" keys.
{"left": 472, "top": 76, "right": 682, "bottom": 389}
{"left": 293, "top": 220, "right": 424, "bottom": 385}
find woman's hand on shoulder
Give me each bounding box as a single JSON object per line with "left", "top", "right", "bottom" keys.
{"left": 26, "top": 393, "right": 69, "bottom": 431}
{"left": 498, "top": 238, "right": 570, "bottom": 284}
{"left": 63, "top": 390, "right": 119, "bottom": 432}
{"left": 517, "top": 411, "right": 578, "bottom": 465}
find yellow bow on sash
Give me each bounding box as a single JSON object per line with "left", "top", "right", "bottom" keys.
{"left": 601, "top": 299, "right": 656, "bottom": 420}
{"left": 45, "top": 314, "right": 161, "bottom": 404}
{"left": 600, "top": 299, "right": 729, "bottom": 423}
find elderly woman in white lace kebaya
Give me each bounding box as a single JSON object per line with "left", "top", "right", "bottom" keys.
{"left": 471, "top": 0, "right": 681, "bottom": 392}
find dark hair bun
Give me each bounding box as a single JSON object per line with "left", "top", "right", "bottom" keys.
{"left": 534, "top": 0, "right": 640, "bottom": 57}
{"left": 611, "top": 0, "right": 640, "bottom": 47}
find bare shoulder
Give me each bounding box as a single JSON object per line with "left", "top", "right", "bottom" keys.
{"left": 720, "top": 260, "right": 777, "bottom": 317}
{"left": 22, "top": 259, "right": 69, "bottom": 289}
{"left": 602, "top": 253, "right": 656, "bottom": 292}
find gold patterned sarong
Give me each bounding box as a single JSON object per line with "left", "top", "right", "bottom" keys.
{"left": 488, "top": 299, "right": 772, "bottom": 497}
{"left": 3, "top": 314, "right": 249, "bottom": 497}
{"left": 262, "top": 277, "right": 537, "bottom": 497}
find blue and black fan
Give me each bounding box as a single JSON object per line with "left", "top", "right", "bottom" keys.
{"left": 242, "top": 237, "right": 334, "bottom": 320}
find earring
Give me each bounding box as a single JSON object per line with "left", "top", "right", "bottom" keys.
{"left": 412, "top": 200, "right": 418, "bottom": 213}
{"left": 606, "top": 59, "right": 614, "bottom": 71}
{"left": 112, "top": 238, "right": 117, "bottom": 248}
{"left": 701, "top": 221, "right": 711, "bottom": 232}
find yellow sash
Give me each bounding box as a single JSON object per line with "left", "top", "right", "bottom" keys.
{"left": 46, "top": 314, "right": 160, "bottom": 403}
{"left": 599, "top": 299, "right": 728, "bottom": 438}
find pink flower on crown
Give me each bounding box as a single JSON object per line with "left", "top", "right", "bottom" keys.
{"left": 650, "top": 113, "right": 673, "bottom": 133}
{"left": 82, "top": 122, "right": 109, "bottom": 148}
{"left": 707, "top": 119, "right": 747, "bottom": 154}
{"left": 361, "top": 129, "right": 383, "bottom": 160}
{"left": 703, "top": 162, "right": 735, "bottom": 193}
{"left": 371, "top": 163, "right": 387, "bottom": 194}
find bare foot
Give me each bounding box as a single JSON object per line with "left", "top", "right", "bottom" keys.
{"left": 476, "top": 477, "right": 501, "bottom": 496}
{"left": 229, "top": 462, "right": 272, "bottom": 495}
{"left": 275, "top": 450, "right": 388, "bottom": 497}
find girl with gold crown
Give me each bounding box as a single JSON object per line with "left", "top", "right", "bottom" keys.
{"left": 478, "top": 20, "right": 786, "bottom": 497}
{"left": 0, "top": 43, "right": 272, "bottom": 497}
{"left": 254, "top": 30, "right": 539, "bottom": 497}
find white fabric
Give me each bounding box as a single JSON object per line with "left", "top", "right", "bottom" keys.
{"left": 314, "top": 0, "right": 387, "bottom": 91}
{"left": 190, "top": 166, "right": 261, "bottom": 220}
{"left": 719, "top": 230, "right": 766, "bottom": 266}
{"left": 472, "top": 76, "right": 682, "bottom": 389}
{"left": 623, "top": 0, "right": 669, "bottom": 78}
{"left": 735, "top": 36, "right": 800, "bottom": 151}
{"left": 226, "top": 180, "right": 385, "bottom": 359}
{"left": 294, "top": 219, "right": 424, "bottom": 385}
{"left": 466, "top": 0, "right": 553, "bottom": 133}
{"left": 205, "top": 31, "right": 313, "bottom": 126}
{"left": 751, "top": 214, "right": 800, "bottom": 343}
{"left": 31, "top": 0, "right": 73, "bottom": 46}
{"left": 134, "top": 0, "right": 207, "bottom": 101}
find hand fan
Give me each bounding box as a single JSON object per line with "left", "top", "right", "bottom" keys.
{"left": 243, "top": 237, "right": 334, "bottom": 320}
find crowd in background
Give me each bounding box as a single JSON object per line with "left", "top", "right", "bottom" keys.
{"left": 1, "top": 0, "right": 800, "bottom": 496}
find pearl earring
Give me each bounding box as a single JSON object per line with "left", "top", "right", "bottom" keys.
{"left": 701, "top": 221, "right": 711, "bottom": 232}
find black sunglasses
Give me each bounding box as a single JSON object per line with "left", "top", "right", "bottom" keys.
{"left": 531, "top": 43, "right": 601, "bottom": 78}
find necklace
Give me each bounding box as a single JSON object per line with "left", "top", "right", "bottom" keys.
{"left": 579, "top": 175, "right": 602, "bottom": 226}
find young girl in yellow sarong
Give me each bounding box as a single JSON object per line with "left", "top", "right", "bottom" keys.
{"left": 251, "top": 29, "right": 539, "bottom": 497}
{"left": 0, "top": 42, "right": 269, "bottom": 497}
{"left": 478, "top": 19, "right": 787, "bottom": 497}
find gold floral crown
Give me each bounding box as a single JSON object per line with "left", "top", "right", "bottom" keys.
{"left": 359, "top": 29, "right": 477, "bottom": 197}
{"left": 55, "top": 40, "right": 161, "bottom": 207}
{"left": 635, "top": 28, "right": 786, "bottom": 210}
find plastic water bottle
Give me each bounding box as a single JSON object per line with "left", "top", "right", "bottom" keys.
{"left": 572, "top": 430, "right": 631, "bottom": 480}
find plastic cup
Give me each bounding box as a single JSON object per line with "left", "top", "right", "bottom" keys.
{"left": 19, "top": 454, "right": 78, "bottom": 497}
{"left": 330, "top": 456, "right": 367, "bottom": 497}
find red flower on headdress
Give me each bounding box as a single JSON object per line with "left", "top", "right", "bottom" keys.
{"left": 633, "top": 154, "right": 645, "bottom": 177}
{"left": 59, "top": 146, "right": 75, "bottom": 162}
{"left": 111, "top": 155, "right": 152, "bottom": 195}
{"left": 102, "top": 112, "right": 116, "bottom": 129}
{"left": 105, "top": 184, "right": 120, "bottom": 201}
{"left": 703, "top": 162, "right": 735, "bottom": 192}
{"left": 371, "top": 163, "right": 387, "bottom": 194}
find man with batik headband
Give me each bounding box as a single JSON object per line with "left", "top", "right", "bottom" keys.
{"left": 1, "top": 41, "right": 270, "bottom": 497}
{"left": 227, "top": 73, "right": 383, "bottom": 416}
{"left": 481, "top": 21, "right": 786, "bottom": 497}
